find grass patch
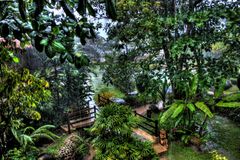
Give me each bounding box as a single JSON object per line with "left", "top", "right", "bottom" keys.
{"left": 209, "top": 115, "right": 240, "bottom": 160}
{"left": 165, "top": 142, "right": 211, "bottom": 160}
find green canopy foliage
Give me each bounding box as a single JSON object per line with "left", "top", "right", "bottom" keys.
{"left": 108, "top": 0, "right": 239, "bottom": 99}
{"left": 0, "top": 0, "right": 117, "bottom": 66}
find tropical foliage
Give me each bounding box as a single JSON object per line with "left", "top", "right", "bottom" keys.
{"left": 0, "top": 0, "right": 117, "bottom": 65}
{"left": 0, "top": 0, "right": 239, "bottom": 159}
{"left": 6, "top": 125, "right": 58, "bottom": 159}
{"left": 90, "top": 103, "right": 158, "bottom": 160}
{"left": 0, "top": 65, "right": 50, "bottom": 155}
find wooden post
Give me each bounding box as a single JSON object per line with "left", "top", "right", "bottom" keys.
{"left": 147, "top": 109, "right": 152, "bottom": 118}
{"left": 67, "top": 114, "right": 71, "bottom": 134}
{"left": 155, "top": 120, "right": 159, "bottom": 138}
{"left": 98, "top": 94, "right": 100, "bottom": 104}
{"left": 134, "top": 110, "right": 137, "bottom": 116}
{"left": 94, "top": 105, "right": 96, "bottom": 118}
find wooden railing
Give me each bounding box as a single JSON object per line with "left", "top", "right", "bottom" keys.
{"left": 66, "top": 105, "right": 98, "bottom": 134}
{"left": 134, "top": 111, "right": 159, "bottom": 138}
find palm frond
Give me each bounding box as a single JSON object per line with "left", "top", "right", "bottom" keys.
{"left": 214, "top": 78, "right": 226, "bottom": 98}
{"left": 33, "top": 125, "right": 56, "bottom": 132}
{"left": 23, "top": 126, "right": 35, "bottom": 134}
{"left": 11, "top": 128, "right": 21, "bottom": 144}
{"left": 21, "top": 135, "right": 34, "bottom": 149}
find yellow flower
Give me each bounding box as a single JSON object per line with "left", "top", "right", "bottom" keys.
{"left": 44, "top": 81, "right": 50, "bottom": 88}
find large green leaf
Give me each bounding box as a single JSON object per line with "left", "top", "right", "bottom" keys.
{"left": 214, "top": 78, "right": 226, "bottom": 98}
{"left": 105, "top": 0, "right": 117, "bottom": 20}
{"left": 216, "top": 102, "right": 240, "bottom": 108}
{"left": 40, "top": 38, "right": 48, "bottom": 46}
{"left": 86, "top": 1, "right": 96, "bottom": 17}
{"left": 60, "top": 1, "right": 76, "bottom": 21}
{"left": 222, "top": 93, "right": 240, "bottom": 102}
{"left": 160, "top": 102, "right": 179, "bottom": 123}
{"left": 18, "top": 0, "right": 27, "bottom": 21}
{"left": 195, "top": 102, "right": 213, "bottom": 118}
{"left": 189, "top": 74, "right": 198, "bottom": 97}
{"left": 52, "top": 41, "right": 66, "bottom": 52}
{"left": 187, "top": 103, "right": 195, "bottom": 112}
{"left": 171, "top": 103, "right": 185, "bottom": 118}
{"left": 77, "top": 0, "right": 87, "bottom": 15}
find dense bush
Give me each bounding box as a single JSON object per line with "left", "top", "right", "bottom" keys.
{"left": 90, "top": 104, "right": 158, "bottom": 160}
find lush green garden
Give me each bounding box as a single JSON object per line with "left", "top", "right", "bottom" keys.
{"left": 0, "top": 0, "right": 240, "bottom": 160}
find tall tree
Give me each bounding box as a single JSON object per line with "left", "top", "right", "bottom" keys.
{"left": 108, "top": 0, "right": 239, "bottom": 99}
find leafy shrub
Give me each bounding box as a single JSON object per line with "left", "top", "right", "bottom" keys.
{"left": 6, "top": 148, "right": 36, "bottom": 160}
{"left": 6, "top": 125, "right": 58, "bottom": 159}
{"left": 94, "top": 86, "right": 125, "bottom": 106}
{"left": 90, "top": 103, "right": 158, "bottom": 160}
{"left": 75, "top": 136, "right": 89, "bottom": 159}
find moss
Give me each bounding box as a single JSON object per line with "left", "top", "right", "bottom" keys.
{"left": 165, "top": 142, "right": 211, "bottom": 160}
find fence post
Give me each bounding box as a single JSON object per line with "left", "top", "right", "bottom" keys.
{"left": 98, "top": 94, "right": 100, "bottom": 104}
{"left": 155, "top": 120, "right": 159, "bottom": 138}
{"left": 134, "top": 110, "right": 137, "bottom": 116}
{"left": 67, "top": 114, "right": 71, "bottom": 134}
{"left": 94, "top": 105, "right": 96, "bottom": 118}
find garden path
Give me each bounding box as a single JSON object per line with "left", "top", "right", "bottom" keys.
{"left": 83, "top": 144, "right": 96, "bottom": 160}
{"left": 134, "top": 104, "right": 150, "bottom": 115}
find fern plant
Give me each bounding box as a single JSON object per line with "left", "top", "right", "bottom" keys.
{"left": 8, "top": 125, "right": 59, "bottom": 159}
{"left": 89, "top": 103, "right": 158, "bottom": 160}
